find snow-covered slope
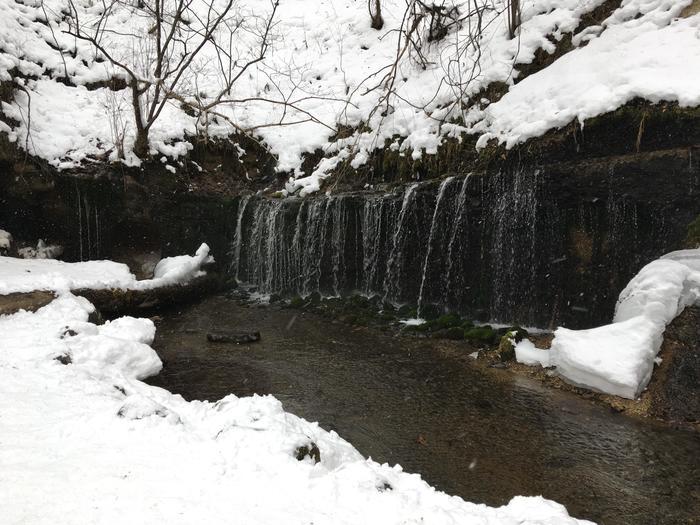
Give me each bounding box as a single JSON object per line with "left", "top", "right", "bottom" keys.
{"left": 0, "top": 292, "right": 593, "bottom": 524}
{"left": 1, "top": 0, "right": 698, "bottom": 194}
{"left": 0, "top": 243, "right": 212, "bottom": 295}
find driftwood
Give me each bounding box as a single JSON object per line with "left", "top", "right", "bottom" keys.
{"left": 207, "top": 331, "right": 261, "bottom": 344}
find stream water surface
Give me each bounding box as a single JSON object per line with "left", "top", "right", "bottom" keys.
{"left": 148, "top": 295, "right": 700, "bottom": 525}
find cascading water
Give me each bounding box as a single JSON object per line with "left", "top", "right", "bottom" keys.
{"left": 228, "top": 166, "right": 679, "bottom": 328}
{"left": 417, "top": 176, "right": 456, "bottom": 316}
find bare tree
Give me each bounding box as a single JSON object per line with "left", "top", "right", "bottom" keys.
{"left": 64, "top": 0, "right": 280, "bottom": 159}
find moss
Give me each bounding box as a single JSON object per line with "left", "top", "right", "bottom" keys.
{"left": 431, "top": 313, "right": 463, "bottom": 331}
{"left": 289, "top": 295, "right": 305, "bottom": 308}
{"left": 464, "top": 326, "right": 497, "bottom": 345}
{"left": 685, "top": 215, "right": 700, "bottom": 248}
{"left": 497, "top": 327, "right": 529, "bottom": 361}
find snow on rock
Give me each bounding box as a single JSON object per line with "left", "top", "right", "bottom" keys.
{"left": 515, "top": 339, "right": 552, "bottom": 368}
{"left": 0, "top": 242, "right": 213, "bottom": 295}
{"left": 0, "top": 293, "right": 594, "bottom": 524}
{"left": 0, "top": 229, "right": 13, "bottom": 255}
{"left": 0, "top": 229, "right": 11, "bottom": 248}
{"left": 549, "top": 249, "right": 700, "bottom": 399}
{"left": 17, "top": 239, "right": 64, "bottom": 259}
{"left": 472, "top": 0, "right": 700, "bottom": 149}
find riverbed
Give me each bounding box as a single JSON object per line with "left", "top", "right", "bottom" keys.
{"left": 148, "top": 295, "right": 700, "bottom": 525}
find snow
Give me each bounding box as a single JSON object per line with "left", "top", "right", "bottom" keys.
{"left": 0, "top": 242, "right": 213, "bottom": 295}
{"left": 515, "top": 339, "right": 552, "bottom": 368}
{"left": 2, "top": 0, "right": 697, "bottom": 193}
{"left": 0, "top": 293, "right": 594, "bottom": 524}
{"left": 0, "top": 229, "right": 12, "bottom": 250}
{"left": 17, "top": 238, "right": 63, "bottom": 259}
{"left": 548, "top": 249, "right": 700, "bottom": 399}
{"left": 472, "top": 0, "right": 700, "bottom": 149}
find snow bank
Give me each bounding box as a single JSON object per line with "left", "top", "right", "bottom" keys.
{"left": 549, "top": 249, "right": 700, "bottom": 399}
{"left": 0, "top": 294, "right": 593, "bottom": 524}
{"left": 515, "top": 339, "right": 552, "bottom": 368}
{"left": 0, "top": 243, "right": 213, "bottom": 295}
{"left": 473, "top": 0, "right": 700, "bottom": 148}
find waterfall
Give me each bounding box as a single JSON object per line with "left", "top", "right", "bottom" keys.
{"left": 417, "top": 177, "right": 456, "bottom": 315}
{"left": 224, "top": 165, "right": 673, "bottom": 328}
{"left": 382, "top": 183, "right": 419, "bottom": 303}
{"left": 230, "top": 195, "right": 251, "bottom": 281}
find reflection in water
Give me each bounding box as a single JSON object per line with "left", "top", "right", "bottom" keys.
{"left": 149, "top": 296, "right": 700, "bottom": 525}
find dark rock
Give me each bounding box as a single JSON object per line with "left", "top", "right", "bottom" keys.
{"left": 294, "top": 442, "right": 321, "bottom": 463}
{"left": 54, "top": 353, "right": 72, "bottom": 365}
{"left": 76, "top": 273, "right": 223, "bottom": 317}
{"left": 464, "top": 326, "right": 497, "bottom": 345}
{"left": 432, "top": 313, "right": 463, "bottom": 330}
{"left": 0, "top": 291, "right": 55, "bottom": 316}
{"left": 60, "top": 327, "right": 78, "bottom": 339}
{"left": 419, "top": 303, "right": 442, "bottom": 321}
{"left": 648, "top": 307, "right": 700, "bottom": 423}
{"left": 431, "top": 326, "right": 465, "bottom": 340}
{"left": 207, "top": 331, "right": 261, "bottom": 344}
{"left": 288, "top": 295, "right": 305, "bottom": 308}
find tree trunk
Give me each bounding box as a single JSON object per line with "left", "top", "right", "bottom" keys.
{"left": 133, "top": 129, "right": 150, "bottom": 159}
{"left": 370, "top": 0, "right": 384, "bottom": 30}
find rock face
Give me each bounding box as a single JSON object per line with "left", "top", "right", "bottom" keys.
{"left": 649, "top": 307, "right": 700, "bottom": 423}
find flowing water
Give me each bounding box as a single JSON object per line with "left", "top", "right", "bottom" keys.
{"left": 149, "top": 296, "right": 700, "bottom": 525}
{"left": 227, "top": 169, "right": 681, "bottom": 329}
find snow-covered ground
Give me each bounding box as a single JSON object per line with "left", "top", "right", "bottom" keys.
{"left": 0, "top": 243, "right": 213, "bottom": 295}
{"left": 0, "top": 293, "right": 593, "bottom": 524}
{"left": 516, "top": 249, "right": 700, "bottom": 400}
{"left": 1, "top": 0, "right": 698, "bottom": 194}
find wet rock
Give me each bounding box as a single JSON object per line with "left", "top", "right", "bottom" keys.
{"left": 294, "top": 442, "right": 321, "bottom": 463}
{"left": 0, "top": 291, "right": 55, "bottom": 316}
{"left": 288, "top": 295, "right": 305, "bottom": 308}
{"left": 648, "top": 307, "right": 700, "bottom": 423}
{"left": 76, "top": 273, "right": 222, "bottom": 316}
{"left": 464, "top": 326, "right": 497, "bottom": 345}
{"left": 431, "top": 327, "right": 465, "bottom": 340}
{"left": 497, "top": 327, "right": 529, "bottom": 361}
{"left": 207, "top": 331, "right": 261, "bottom": 344}
{"left": 54, "top": 353, "right": 72, "bottom": 365}
{"left": 419, "top": 303, "right": 442, "bottom": 321}
{"left": 432, "top": 313, "right": 462, "bottom": 330}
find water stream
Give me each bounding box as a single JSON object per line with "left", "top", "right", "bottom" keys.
{"left": 148, "top": 296, "right": 700, "bottom": 525}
